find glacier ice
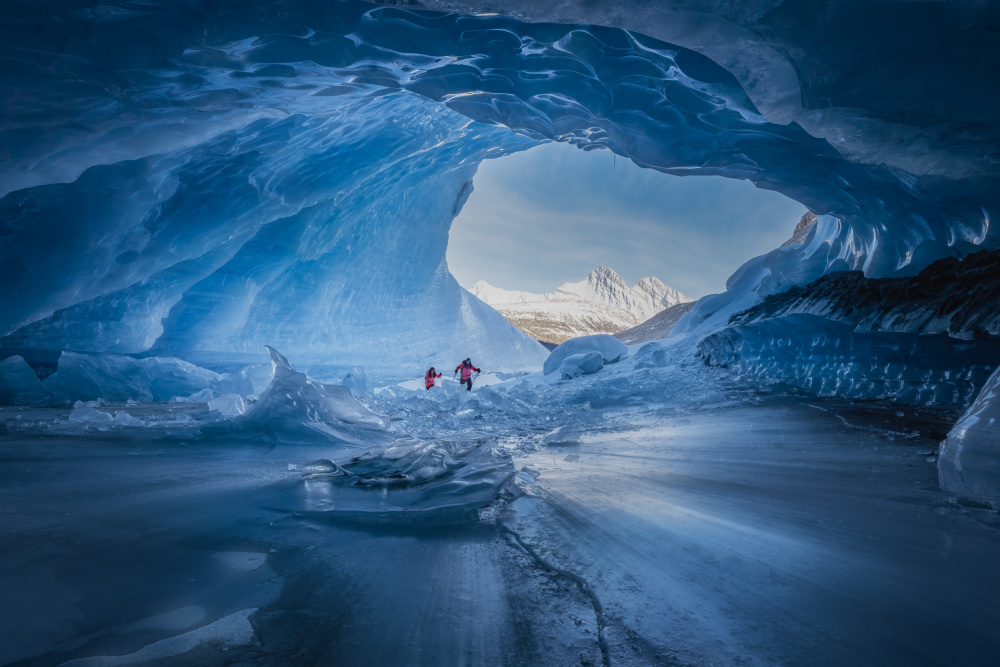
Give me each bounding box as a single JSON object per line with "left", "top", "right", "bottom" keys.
{"left": 43, "top": 352, "right": 221, "bottom": 405}
{"left": 67, "top": 400, "right": 115, "bottom": 424}
{"left": 341, "top": 367, "right": 374, "bottom": 397}
{"left": 3, "top": 1, "right": 996, "bottom": 377}
{"left": 541, "top": 424, "right": 583, "bottom": 446}
{"left": 239, "top": 346, "right": 390, "bottom": 445}
{"left": 298, "top": 433, "right": 515, "bottom": 520}
{"left": 543, "top": 334, "right": 627, "bottom": 376}
{"left": 0, "top": 357, "right": 48, "bottom": 405}
{"left": 207, "top": 393, "right": 247, "bottom": 418}
{"left": 698, "top": 314, "right": 1000, "bottom": 408}
{"left": 632, "top": 341, "right": 673, "bottom": 369}
{"left": 2, "top": 2, "right": 1000, "bottom": 664}
{"left": 939, "top": 366, "right": 1000, "bottom": 500}
{"left": 559, "top": 352, "right": 605, "bottom": 379}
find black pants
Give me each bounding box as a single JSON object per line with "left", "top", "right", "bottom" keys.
{"left": 460, "top": 378, "right": 472, "bottom": 391}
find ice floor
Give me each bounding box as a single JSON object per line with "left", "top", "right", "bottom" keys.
{"left": 2, "top": 359, "right": 999, "bottom": 666}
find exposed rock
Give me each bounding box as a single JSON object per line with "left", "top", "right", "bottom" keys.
{"left": 615, "top": 301, "right": 698, "bottom": 345}
{"left": 731, "top": 249, "right": 1000, "bottom": 338}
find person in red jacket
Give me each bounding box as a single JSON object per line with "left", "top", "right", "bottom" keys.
{"left": 454, "top": 358, "right": 481, "bottom": 392}
{"left": 424, "top": 367, "right": 442, "bottom": 390}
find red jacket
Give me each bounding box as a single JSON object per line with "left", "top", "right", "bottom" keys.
{"left": 455, "top": 363, "right": 480, "bottom": 380}
{"left": 425, "top": 371, "right": 442, "bottom": 388}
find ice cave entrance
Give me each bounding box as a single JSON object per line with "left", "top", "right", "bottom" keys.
{"left": 448, "top": 141, "right": 809, "bottom": 298}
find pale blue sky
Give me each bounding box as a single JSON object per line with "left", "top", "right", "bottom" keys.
{"left": 447, "top": 142, "right": 807, "bottom": 299}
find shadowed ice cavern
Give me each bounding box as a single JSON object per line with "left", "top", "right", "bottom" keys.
{"left": 2, "top": 1, "right": 1000, "bottom": 665}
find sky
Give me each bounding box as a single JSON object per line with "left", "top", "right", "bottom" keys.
{"left": 447, "top": 142, "right": 807, "bottom": 299}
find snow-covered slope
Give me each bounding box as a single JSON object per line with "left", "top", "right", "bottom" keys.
{"left": 470, "top": 267, "right": 692, "bottom": 343}
{"left": 554, "top": 266, "right": 690, "bottom": 321}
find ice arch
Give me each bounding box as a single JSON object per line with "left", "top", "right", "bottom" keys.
{"left": 1, "top": 0, "right": 997, "bottom": 370}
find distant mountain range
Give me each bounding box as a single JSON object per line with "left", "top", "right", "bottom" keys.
{"left": 469, "top": 266, "right": 692, "bottom": 343}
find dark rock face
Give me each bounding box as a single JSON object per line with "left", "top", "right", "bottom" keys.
{"left": 731, "top": 249, "right": 1000, "bottom": 338}
{"left": 615, "top": 301, "right": 697, "bottom": 345}
{"left": 699, "top": 249, "right": 1000, "bottom": 407}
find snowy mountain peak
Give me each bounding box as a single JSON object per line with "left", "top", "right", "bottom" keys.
{"left": 468, "top": 267, "right": 693, "bottom": 342}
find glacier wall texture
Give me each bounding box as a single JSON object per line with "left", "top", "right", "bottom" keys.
{"left": 3, "top": 0, "right": 998, "bottom": 372}
{"left": 939, "top": 366, "right": 1000, "bottom": 501}
{"left": 698, "top": 314, "right": 1000, "bottom": 409}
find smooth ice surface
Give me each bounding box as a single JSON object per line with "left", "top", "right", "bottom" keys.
{"left": 939, "top": 366, "right": 1000, "bottom": 500}
{"left": 543, "top": 334, "right": 627, "bottom": 375}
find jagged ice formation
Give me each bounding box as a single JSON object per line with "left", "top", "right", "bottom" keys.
{"left": 3, "top": 0, "right": 998, "bottom": 370}
{"left": 3, "top": 0, "right": 1000, "bottom": 497}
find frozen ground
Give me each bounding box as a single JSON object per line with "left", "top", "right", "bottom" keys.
{"left": 1, "top": 354, "right": 999, "bottom": 666}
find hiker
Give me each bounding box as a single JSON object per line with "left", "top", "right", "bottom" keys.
{"left": 454, "top": 358, "right": 481, "bottom": 392}
{"left": 425, "top": 367, "right": 442, "bottom": 390}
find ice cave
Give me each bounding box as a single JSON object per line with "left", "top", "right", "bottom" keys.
{"left": 2, "top": 1, "right": 999, "bottom": 665}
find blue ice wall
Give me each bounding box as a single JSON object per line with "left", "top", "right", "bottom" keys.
{"left": 1, "top": 0, "right": 996, "bottom": 369}
{"left": 2, "top": 92, "right": 544, "bottom": 369}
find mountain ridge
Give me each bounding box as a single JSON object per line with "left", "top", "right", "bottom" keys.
{"left": 469, "top": 266, "right": 692, "bottom": 343}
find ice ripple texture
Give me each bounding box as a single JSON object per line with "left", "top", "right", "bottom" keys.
{"left": 2, "top": 1, "right": 995, "bottom": 370}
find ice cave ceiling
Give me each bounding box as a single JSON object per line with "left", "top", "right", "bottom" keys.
{"left": 1, "top": 0, "right": 998, "bottom": 366}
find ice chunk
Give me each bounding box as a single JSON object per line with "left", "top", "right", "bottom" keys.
{"left": 175, "top": 388, "right": 214, "bottom": 403}
{"left": 543, "top": 334, "right": 627, "bottom": 375}
{"left": 341, "top": 367, "right": 374, "bottom": 396}
{"left": 43, "top": 352, "right": 220, "bottom": 404}
{"left": 297, "top": 433, "right": 514, "bottom": 520}
{"left": 207, "top": 393, "right": 246, "bottom": 417}
{"left": 0, "top": 356, "right": 47, "bottom": 405}
{"left": 939, "top": 366, "right": 1000, "bottom": 500}
{"left": 240, "top": 346, "right": 389, "bottom": 445}
{"left": 217, "top": 364, "right": 272, "bottom": 396}
{"left": 113, "top": 410, "right": 141, "bottom": 425}
{"left": 633, "top": 341, "right": 672, "bottom": 369}
{"left": 542, "top": 424, "right": 583, "bottom": 446}
{"left": 300, "top": 459, "right": 348, "bottom": 475}
{"left": 455, "top": 400, "right": 483, "bottom": 419}
{"left": 559, "top": 351, "right": 604, "bottom": 379}
{"left": 68, "top": 400, "right": 114, "bottom": 423}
